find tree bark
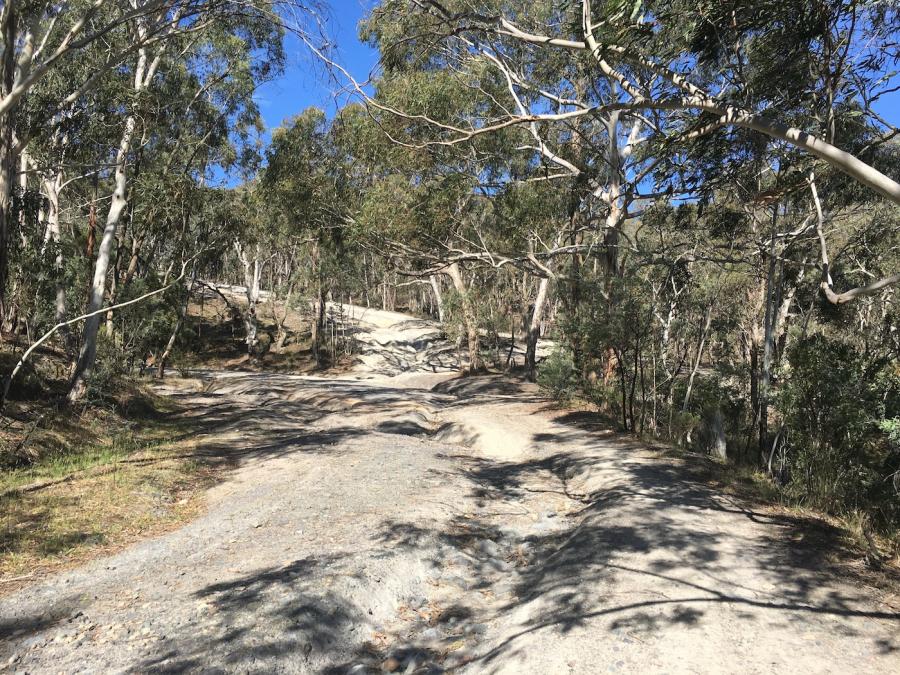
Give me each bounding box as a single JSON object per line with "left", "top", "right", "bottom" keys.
{"left": 682, "top": 303, "right": 713, "bottom": 412}
{"left": 446, "top": 262, "right": 482, "bottom": 373}
{"left": 310, "top": 240, "right": 326, "bottom": 365}
{"left": 758, "top": 221, "right": 779, "bottom": 461}
{"left": 274, "top": 281, "right": 295, "bottom": 353}
{"left": 235, "top": 241, "right": 262, "bottom": 357}
{"left": 68, "top": 34, "right": 159, "bottom": 400}
{"left": 0, "top": 126, "right": 14, "bottom": 330}
{"left": 525, "top": 275, "right": 551, "bottom": 380}
{"left": 68, "top": 113, "right": 138, "bottom": 400}
{"left": 39, "top": 168, "right": 76, "bottom": 354}
{"left": 0, "top": 2, "right": 17, "bottom": 328}
{"left": 429, "top": 274, "right": 445, "bottom": 324}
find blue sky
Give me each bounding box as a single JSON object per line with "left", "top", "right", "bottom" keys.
{"left": 254, "top": 1, "right": 379, "bottom": 132}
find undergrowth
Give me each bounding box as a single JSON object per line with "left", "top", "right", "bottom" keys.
{"left": 0, "top": 348, "right": 212, "bottom": 586}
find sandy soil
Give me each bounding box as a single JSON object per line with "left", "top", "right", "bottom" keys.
{"left": 0, "top": 307, "right": 897, "bottom": 674}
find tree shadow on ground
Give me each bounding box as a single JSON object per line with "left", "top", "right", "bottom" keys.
{"left": 149, "top": 372, "right": 462, "bottom": 475}
{"left": 7, "top": 373, "right": 898, "bottom": 672}
{"left": 340, "top": 407, "right": 900, "bottom": 672}
{"left": 0, "top": 599, "right": 81, "bottom": 644}
{"left": 137, "top": 554, "right": 368, "bottom": 673}
{"left": 433, "top": 374, "right": 544, "bottom": 405}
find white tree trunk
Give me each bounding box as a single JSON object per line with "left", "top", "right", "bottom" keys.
{"left": 40, "top": 169, "right": 71, "bottom": 337}
{"left": 446, "top": 262, "right": 482, "bottom": 373}
{"left": 682, "top": 303, "right": 714, "bottom": 412}
{"left": 0, "top": 117, "right": 14, "bottom": 327}
{"left": 68, "top": 113, "right": 137, "bottom": 400}
{"left": 235, "top": 241, "right": 262, "bottom": 356}
{"left": 429, "top": 275, "right": 445, "bottom": 324}
{"left": 525, "top": 275, "right": 551, "bottom": 379}
{"left": 68, "top": 38, "right": 158, "bottom": 399}
{"left": 0, "top": 3, "right": 18, "bottom": 326}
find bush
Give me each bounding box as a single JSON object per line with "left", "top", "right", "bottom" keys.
{"left": 585, "top": 378, "right": 620, "bottom": 417}
{"left": 671, "top": 410, "right": 700, "bottom": 444}
{"left": 537, "top": 348, "right": 576, "bottom": 402}
{"left": 779, "top": 334, "right": 900, "bottom": 531}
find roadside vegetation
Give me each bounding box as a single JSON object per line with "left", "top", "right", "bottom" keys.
{"left": 0, "top": 353, "right": 214, "bottom": 584}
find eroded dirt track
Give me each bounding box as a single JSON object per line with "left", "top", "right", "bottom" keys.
{"left": 1, "top": 309, "right": 898, "bottom": 674}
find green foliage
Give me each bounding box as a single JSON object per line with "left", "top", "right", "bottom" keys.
{"left": 537, "top": 348, "right": 576, "bottom": 403}
{"left": 439, "top": 288, "right": 467, "bottom": 346}
{"left": 880, "top": 418, "right": 900, "bottom": 448}
{"left": 780, "top": 334, "right": 900, "bottom": 528}
{"left": 5, "top": 0, "right": 900, "bottom": 550}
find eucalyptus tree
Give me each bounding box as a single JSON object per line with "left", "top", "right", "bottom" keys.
{"left": 363, "top": 1, "right": 898, "bottom": 201}
{"left": 357, "top": 0, "right": 899, "bottom": 412}
{"left": 60, "top": 1, "right": 283, "bottom": 399}
{"left": 356, "top": 0, "right": 900, "bottom": 323}
{"left": 262, "top": 107, "right": 352, "bottom": 363}
{"left": 334, "top": 79, "right": 523, "bottom": 372}
{"left": 0, "top": 0, "right": 265, "bottom": 327}
{"left": 357, "top": 0, "right": 697, "bottom": 377}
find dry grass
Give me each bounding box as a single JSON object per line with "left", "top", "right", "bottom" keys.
{"left": 0, "top": 450, "right": 214, "bottom": 584}
{"left": 0, "top": 289, "right": 318, "bottom": 592}
{"left": 0, "top": 379, "right": 214, "bottom": 591}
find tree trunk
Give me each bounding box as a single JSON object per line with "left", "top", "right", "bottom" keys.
{"left": 525, "top": 275, "right": 551, "bottom": 380}
{"left": 774, "top": 265, "right": 804, "bottom": 364}
{"left": 0, "top": 131, "right": 13, "bottom": 331}
{"left": 68, "top": 37, "right": 157, "bottom": 400}
{"left": 758, "top": 223, "right": 779, "bottom": 461}
{"left": 235, "top": 241, "right": 262, "bottom": 357}
{"left": 68, "top": 114, "right": 138, "bottom": 401}
{"left": 0, "top": 4, "right": 16, "bottom": 328}
{"left": 40, "top": 170, "right": 75, "bottom": 353}
{"left": 747, "top": 327, "right": 760, "bottom": 463}
{"left": 429, "top": 275, "right": 445, "bottom": 324}
{"left": 310, "top": 292, "right": 320, "bottom": 363}
{"left": 274, "top": 282, "right": 295, "bottom": 353}
{"left": 310, "top": 241, "right": 325, "bottom": 365}
{"left": 709, "top": 407, "right": 727, "bottom": 460}
{"left": 85, "top": 174, "right": 98, "bottom": 263}
{"left": 682, "top": 303, "right": 713, "bottom": 412}
{"left": 446, "top": 262, "right": 481, "bottom": 373}
{"left": 157, "top": 276, "right": 194, "bottom": 378}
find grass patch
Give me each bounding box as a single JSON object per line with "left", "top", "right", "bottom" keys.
{"left": 0, "top": 388, "right": 213, "bottom": 589}
{"left": 1, "top": 433, "right": 142, "bottom": 493}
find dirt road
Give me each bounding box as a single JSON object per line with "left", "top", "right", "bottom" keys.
{"left": 1, "top": 308, "right": 898, "bottom": 673}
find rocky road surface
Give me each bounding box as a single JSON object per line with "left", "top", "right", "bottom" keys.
{"left": 1, "top": 308, "right": 898, "bottom": 674}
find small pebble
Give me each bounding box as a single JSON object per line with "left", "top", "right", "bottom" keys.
{"left": 382, "top": 656, "right": 401, "bottom": 672}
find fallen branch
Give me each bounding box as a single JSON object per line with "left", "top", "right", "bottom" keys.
{"left": 8, "top": 413, "right": 46, "bottom": 462}
{"left": 0, "top": 574, "right": 35, "bottom": 584}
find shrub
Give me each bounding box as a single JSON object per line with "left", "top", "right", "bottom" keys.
{"left": 537, "top": 348, "right": 576, "bottom": 402}
{"left": 779, "top": 334, "right": 900, "bottom": 531}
